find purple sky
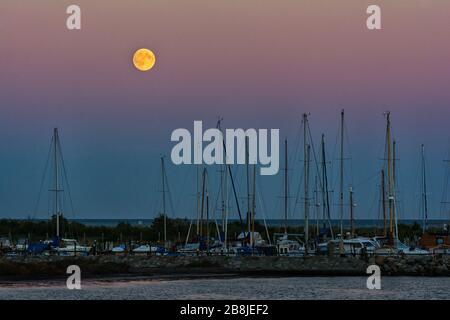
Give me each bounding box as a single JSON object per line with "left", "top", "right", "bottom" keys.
{"left": 1, "top": 1, "right": 450, "bottom": 222}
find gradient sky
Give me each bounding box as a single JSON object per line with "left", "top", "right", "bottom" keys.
{"left": 1, "top": 0, "right": 450, "bottom": 222}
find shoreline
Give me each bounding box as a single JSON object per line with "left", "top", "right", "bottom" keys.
{"left": 1, "top": 255, "right": 449, "bottom": 281}
{"left": 1, "top": 273, "right": 446, "bottom": 285}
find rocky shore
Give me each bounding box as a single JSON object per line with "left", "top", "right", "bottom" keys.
{"left": 0, "top": 255, "right": 449, "bottom": 280}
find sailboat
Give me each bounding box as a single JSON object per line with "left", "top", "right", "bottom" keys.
{"left": 50, "top": 129, "right": 91, "bottom": 255}
{"left": 57, "top": 238, "right": 91, "bottom": 256}
{"left": 318, "top": 134, "right": 334, "bottom": 241}
{"left": 373, "top": 115, "right": 428, "bottom": 256}
{"left": 0, "top": 237, "right": 12, "bottom": 254}
{"left": 181, "top": 118, "right": 273, "bottom": 256}
{"left": 373, "top": 112, "right": 398, "bottom": 255}
{"left": 179, "top": 165, "right": 202, "bottom": 255}
{"left": 391, "top": 143, "right": 427, "bottom": 255}
{"left": 315, "top": 110, "right": 380, "bottom": 256}
{"left": 237, "top": 136, "right": 275, "bottom": 255}
{"left": 419, "top": 144, "right": 450, "bottom": 253}
{"left": 180, "top": 162, "right": 218, "bottom": 254}
{"left": 274, "top": 126, "right": 306, "bottom": 256}
{"left": 28, "top": 128, "right": 91, "bottom": 255}
{"left": 315, "top": 130, "right": 342, "bottom": 255}
{"left": 336, "top": 110, "right": 358, "bottom": 241}
{"left": 144, "top": 156, "right": 172, "bottom": 255}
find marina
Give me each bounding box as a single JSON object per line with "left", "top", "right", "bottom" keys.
{"left": 1, "top": 111, "right": 450, "bottom": 268}
{"left": 3, "top": 0, "right": 450, "bottom": 309}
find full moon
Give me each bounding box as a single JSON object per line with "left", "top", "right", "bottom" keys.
{"left": 133, "top": 48, "right": 156, "bottom": 71}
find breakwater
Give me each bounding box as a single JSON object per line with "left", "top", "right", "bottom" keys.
{"left": 1, "top": 255, "right": 449, "bottom": 279}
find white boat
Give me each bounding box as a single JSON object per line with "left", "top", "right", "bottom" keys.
{"left": 275, "top": 234, "right": 305, "bottom": 256}
{"left": 179, "top": 242, "right": 200, "bottom": 254}
{"left": 374, "top": 246, "right": 397, "bottom": 256}
{"left": 133, "top": 244, "right": 150, "bottom": 253}
{"left": 237, "top": 231, "right": 266, "bottom": 246}
{"left": 343, "top": 237, "right": 379, "bottom": 255}
{"left": 57, "top": 239, "right": 91, "bottom": 255}
{"left": 0, "top": 237, "right": 12, "bottom": 250}
{"left": 317, "top": 237, "right": 379, "bottom": 256}
{"left": 14, "top": 239, "right": 28, "bottom": 251}
{"left": 112, "top": 245, "right": 126, "bottom": 253}
{"left": 133, "top": 244, "right": 154, "bottom": 253}
{"left": 374, "top": 239, "right": 429, "bottom": 256}
{"left": 396, "top": 240, "right": 429, "bottom": 255}
{"left": 317, "top": 237, "right": 379, "bottom": 255}
{"left": 208, "top": 246, "right": 230, "bottom": 255}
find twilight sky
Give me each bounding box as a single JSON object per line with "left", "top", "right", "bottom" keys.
{"left": 1, "top": 0, "right": 450, "bottom": 222}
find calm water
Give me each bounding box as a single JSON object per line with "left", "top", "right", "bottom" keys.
{"left": 0, "top": 276, "right": 449, "bottom": 300}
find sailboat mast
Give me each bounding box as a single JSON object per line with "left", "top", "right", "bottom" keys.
{"left": 315, "top": 176, "right": 319, "bottom": 236}
{"left": 321, "top": 134, "right": 333, "bottom": 239}
{"left": 161, "top": 156, "right": 167, "bottom": 247}
{"left": 393, "top": 141, "right": 399, "bottom": 241}
{"left": 303, "top": 114, "right": 309, "bottom": 247}
{"left": 339, "top": 109, "right": 344, "bottom": 238}
{"left": 196, "top": 165, "right": 200, "bottom": 237}
{"left": 200, "top": 167, "right": 206, "bottom": 239}
{"left": 220, "top": 157, "right": 226, "bottom": 234}
{"left": 305, "top": 145, "right": 311, "bottom": 249}
{"left": 217, "top": 118, "right": 228, "bottom": 249}
{"left": 284, "top": 139, "right": 288, "bottom": 234}
{"left": 321, "top": 136, "right": 326, "bottom": 226}
{"left": 381, "top": 169, "right": 387, "bottom": 237}
{"left": 224, "top": 165, "right": 228, "bottom": 250}
{"left": 421, "top": 144, "right": 428, "bottom": 233}
{"left": 54, "top": 128, "right": 60, "bottom": 238}
{"left": 216, "top": 119, "right": 245, "bottom": 238}
{"left": 252, "top": 164, "right": 256, "bottom": 250}
{"left": 206, "top": 189, "right": 210, "bottom": 252}
{"left": 386, "top": 112, "right": 394, "bottom": 240}
{"left": 220, "top": 160, "right": 227, "bottom": 248}
{"left": 350, "top": 187, "right": 354, "bottom": 237}
{"left": 246, "top": 137, "right": 251, "bottom": 246}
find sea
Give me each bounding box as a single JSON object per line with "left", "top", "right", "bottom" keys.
{"left": 63, "top": 218, "right": 447, "bottom": 229}
{"left": 1, "top": 218, "right": 449, "bottom": 300}
{"left": 0, "top": 276, "right": 449, "bottom": 300}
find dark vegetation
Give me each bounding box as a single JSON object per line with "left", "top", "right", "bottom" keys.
{"left": 0, "top": 216, "right": 443, "bottom": 245}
